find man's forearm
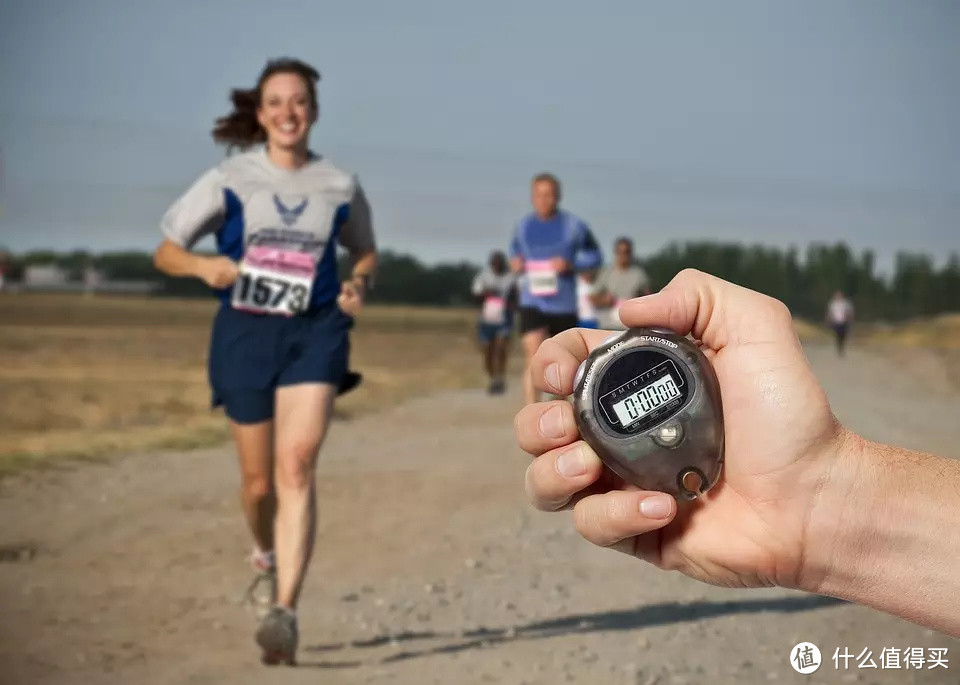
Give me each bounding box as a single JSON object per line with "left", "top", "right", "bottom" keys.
{"left": 802, "top": 431, "right": 960, "bottom": 636}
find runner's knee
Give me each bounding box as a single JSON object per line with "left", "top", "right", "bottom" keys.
{"left": 242, "top": 472, "right": 273, "bottom": 501}
{"left": 274, "top": 441, "right": 320, "bottom": 490}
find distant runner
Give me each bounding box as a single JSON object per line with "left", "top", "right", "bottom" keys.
{"left": 509, "top": 173, "right": 603, "bottom": 404}
{"left": 471, "top": 251, "right": 517, "bottom": 394}
{"left": 153, "top": 58, "right": 377, "bottom": 666}
{"left": 591, "top": 237, "right": 651, "bottom": 330}
{"left": 826, "top": 290, "right": 854, "bottom": 356}
{"left": 576, "top": 269, "right": 600, "bottom": 329}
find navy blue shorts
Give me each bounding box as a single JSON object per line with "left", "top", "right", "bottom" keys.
{"left": 477, "top": 319, "right": 512, "bottom": 344}
{"left": 208, "top": 303, "right": 353, "bottom": 424}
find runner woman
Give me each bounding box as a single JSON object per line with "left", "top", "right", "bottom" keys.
{"left": 153, "top": 58, "right": 377, "bottom": 665}
{"left": 509, "top": 173, "right": 603, "bottom": 404}
{"left": 471, "top": 250, "right": 517, "bottom": 394}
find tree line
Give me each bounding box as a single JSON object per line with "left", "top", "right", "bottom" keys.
{"left": 2, "top": 242, "right": 957, "bottom": 321}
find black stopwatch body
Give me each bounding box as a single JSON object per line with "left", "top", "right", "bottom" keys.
{"left": 573, "top": 328, "right": 724, "bottom": 499}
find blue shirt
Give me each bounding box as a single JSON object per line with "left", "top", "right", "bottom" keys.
{"left": 509, "top": 210, "right": 603, "bottom": 315}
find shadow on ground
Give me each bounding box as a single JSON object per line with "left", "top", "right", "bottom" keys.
{"left": 298, "top": 594, "right": 845, "bottom": 669}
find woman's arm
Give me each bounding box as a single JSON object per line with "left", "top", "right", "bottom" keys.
{"left": 336, "top": 248, "right": 378, "bottom": 317}
{"left": 153, "top": 239, "right": 237, "bottom": 289}
{"left": 346, "top": 249, "right": 377, "bottom": 295}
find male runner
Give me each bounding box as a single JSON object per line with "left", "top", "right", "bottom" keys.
{"left": 509, "top": 173, "right": 603, "bottom": 404}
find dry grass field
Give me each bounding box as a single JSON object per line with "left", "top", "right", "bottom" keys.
{"left": 1, "top": 292, "right": 955, "bottom": 474}
{"left": 0, "top": 293, "right": 506, "bottom": 474}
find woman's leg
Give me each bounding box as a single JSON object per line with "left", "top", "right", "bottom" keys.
{"left": 271, "top": 382, "right": 337, "bottom": 609}
{"left": 231, "top": 419, "right": 276, "bottom": 556}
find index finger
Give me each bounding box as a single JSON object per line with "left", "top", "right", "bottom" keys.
{"left": 530, "top": 328, "right": 621, "bottom": 396}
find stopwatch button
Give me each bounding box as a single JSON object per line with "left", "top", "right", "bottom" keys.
{"left": 681, "top": 469, "right": 704, "bottom": 494}
{"left": 573, "top": 360, "right": 588, "bottom": 390}
{"left": 652, "top": 422, "right": 684, "bottom": 447}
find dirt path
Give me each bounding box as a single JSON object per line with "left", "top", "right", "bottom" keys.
{"left": 1, "top": 343, "right": 957, "bottom": 685}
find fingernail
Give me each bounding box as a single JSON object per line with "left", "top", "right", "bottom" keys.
{"left": 639, "top": 494, "right": 673, "bottom": 519}
{"left": 545, "top": 363, "right": 562, "bottom": 392}
{"left": 538, "top": 405, "right": 565, "bottom": 439}
{"left": 556, "top": 446, "right": 587, "bottom": 478}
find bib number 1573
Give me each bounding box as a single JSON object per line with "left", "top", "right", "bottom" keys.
{"left": 231, "top": 247, "right": 315, "bottom": 316}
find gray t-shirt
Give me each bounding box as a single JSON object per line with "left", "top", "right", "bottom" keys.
{"left": 160, "top": 147, "right": 375, "bottom": 307}
{"left": 595, "top": 264, "right": 650, "bottom": 329}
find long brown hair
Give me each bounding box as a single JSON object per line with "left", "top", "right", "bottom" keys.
{"left": 212, "top": 58, "right": 321, "bottom": 149}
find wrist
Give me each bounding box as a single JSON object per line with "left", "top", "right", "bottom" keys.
{"left": 799, "top": 431, "right": 960, "bottom": 635}
{"left": 796, "top": 427, "right": 873, "bottom": 596}
{"left": 348, "top": 274, "right": 370, "bottom": 298}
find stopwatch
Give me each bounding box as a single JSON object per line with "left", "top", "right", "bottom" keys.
{"left": 572, "top": 328, "right": 724, "bottom": 499}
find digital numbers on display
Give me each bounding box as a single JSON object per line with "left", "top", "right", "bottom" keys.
{"left": 611, "top": 374, "right": 681, "bottom": 425}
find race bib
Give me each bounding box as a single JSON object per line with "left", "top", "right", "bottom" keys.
{"left": 526, "top": 260, "right": 559, "bottom": 297}
{"left": 231, "top": 246, "right": 315, "bottom": 316}
{"left": 482, "top": 296, "right": 507, "bottom": 325}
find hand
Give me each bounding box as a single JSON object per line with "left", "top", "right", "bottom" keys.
{"left": 199, "top": 256, "right": 239, "bottom": 289}
{"left": 550, "top": 257, "right": 572, "bottom": 274}
{"left": 510, "top": 257, "right": 525, "bottom": 274}
{"left": 337, "top": 280, "right": 364, "bottom": 316}
{"left": 514, "top": 269, "right": 845, "bottom": 590}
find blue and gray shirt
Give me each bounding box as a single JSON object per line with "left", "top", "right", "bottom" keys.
{"left": 509, "top": 210, "right": 603, "bottom": 315}
{"left": 160, "top": 147, "right": 376, "bottom": 309}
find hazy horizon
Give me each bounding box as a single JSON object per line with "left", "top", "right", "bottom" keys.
{"left": 1, "top": 0, "right": 957, "bottom": 273}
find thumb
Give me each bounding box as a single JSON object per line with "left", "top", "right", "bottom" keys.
{"left": 618, "top": 269, "right": 797, "bottom": 352}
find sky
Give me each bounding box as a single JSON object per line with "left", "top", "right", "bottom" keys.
{"left": 0, "top": 0, "right": 958, "bottom": 272}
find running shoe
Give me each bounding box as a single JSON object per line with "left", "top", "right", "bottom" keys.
{"left": 489, "top": 378, "right": 506, "bottom": 395}
{"left": 255, "top": 606, "right": 298, "bottom": 666}
{"left": 240, "top": 549, "right": 276, "bottom": 620}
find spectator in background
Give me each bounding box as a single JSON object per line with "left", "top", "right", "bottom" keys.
{"left": 509, "top": 173, "right": 603, "bottom": 404}
{"left": 591, "top": 237, "right": 651, "bottom": 329}
{"left": 826, "top": 290, "right": 855, "bottom": 356}
{"left": 471, "top": 250, "right": 517, "bottom": 395}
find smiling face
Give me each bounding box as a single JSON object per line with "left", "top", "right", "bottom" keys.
{"left": 256, "top": 72, "right": 317, "bottom": 152}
